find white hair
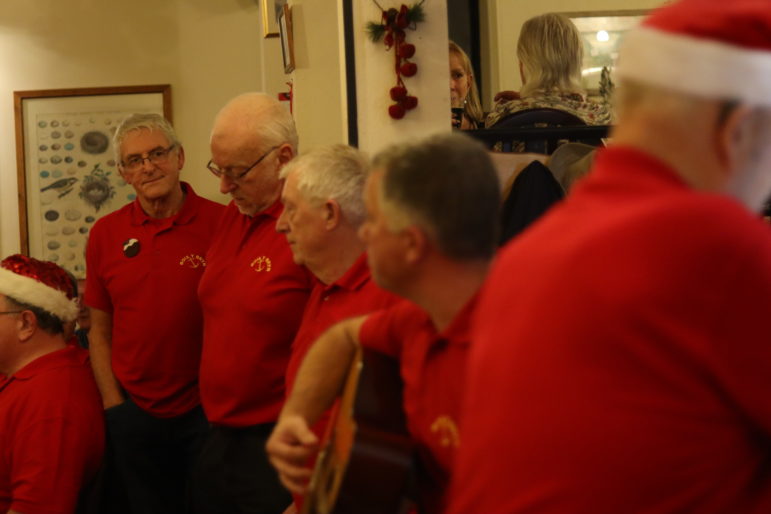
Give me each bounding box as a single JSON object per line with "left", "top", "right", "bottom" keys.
{"left": 280, "top": 144, "right": 369, "bottom": 226}
{"left": 113, "top": 113, "right": 180, "bottom": 162}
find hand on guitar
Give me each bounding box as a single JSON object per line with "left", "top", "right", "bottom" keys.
{"left": 266, "top": 414, "right": 320, "bottom": 494}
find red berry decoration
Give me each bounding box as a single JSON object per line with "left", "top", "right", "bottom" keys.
{"left": 398, "top": 43, "right": 415, "bottom": 59}
{"left": 400, "top": 62, "right": 417, "bottom": 77}
{"left": 390, "top": 86, "right": 408, "bottom": 101}
{"left": 402, "top": 96, "right": 418, "bottom": 110}
{"left": 389, "top": 104, "right": 406, "bottom": 119}
{"left": 366, "top": 1, "right": 425, "bottom": 120}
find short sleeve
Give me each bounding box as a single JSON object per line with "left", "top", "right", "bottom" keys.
{"left": 358, "top": 300, "right": 415, "bottom": 358}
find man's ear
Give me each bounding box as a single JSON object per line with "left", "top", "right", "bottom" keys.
{"left": 716, "top": 105, "right": 754, "bottom": 177}
{"left": 118, "top": 165, "right": 132, "bottom": 185}
{"left": 175, "top": 145, "right": 186, "bottom": 170}
{"left": 276, "top": 143, "right": 295, "bottom": 169}
{"left": 16, "top": 310, "right": 37, "bottom": 342}
{"left": 324, "top": 200, "right": 342, "bottom": 230}
{"left": 402, "top": 225, "right": 429, "bottom": 265}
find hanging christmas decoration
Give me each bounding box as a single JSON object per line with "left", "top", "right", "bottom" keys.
{"left": 366, "top": 1, "right": 425, "bottom": 120}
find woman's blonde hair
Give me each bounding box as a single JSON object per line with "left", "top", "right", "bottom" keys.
{"left": 517, "top": 13, "right": 584, "bottom": 98}
{"left": 449, "top": 40, "right": 484, "bottom": 126}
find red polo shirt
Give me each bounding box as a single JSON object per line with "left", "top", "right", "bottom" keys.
{"left": 449, "top": 147, "right": 771, "bottom": 513}
{"left": 286, "top": 254, "right": 398, "bottom": 511}
{"left": 0, "top": 345, "right": 104, "bottom": 514}
{"left": 198, "top": 200, "right": 313, "bottom": 427}
{"left": 358, "top": 296, "right": 476, "bottom": 514}
{"left": 85, "top": 183, "right": 224, "bottom": 417}
{"left": 285, "top": 253, "right": 399, "bottom": 390}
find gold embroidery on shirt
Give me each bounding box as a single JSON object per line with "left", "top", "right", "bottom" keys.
{"left": 431, "top": 415, "right": 460, "bottom": 448}
{"left": 250, "top": 256, "right": 272, "bottom": 273}
{"left": 179, "top": 254, "right": 207, "bottom": 268}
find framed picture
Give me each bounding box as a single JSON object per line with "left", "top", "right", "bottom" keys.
{"left": 279, "top": 3, "right": 295, "bottom": 73}
{"left": 565, "top": 10, "right": 648, "bottom": 96}
{"left": 14, "top": 84, "right": 171, "bottom": 278}
{"left": 261, "top": 0, "right": 281, "bottom": 38}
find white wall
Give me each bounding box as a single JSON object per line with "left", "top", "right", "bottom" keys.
{"left": 354, "top": 2, "right": 451, "bottom": 156}
{"left": 481, "top": 0, "right": 666, "bottom": 109}
{"left": 289, "top": 0, "right": 347, "bottom": 152}
{"left": 0, "top": 0, "right": 288, "bottom": 257}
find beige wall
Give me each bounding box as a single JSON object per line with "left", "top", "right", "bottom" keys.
{"left": 481, "top": 0, "right": 666, "bottom": 109}
{"left": 0, "top": 0, "right": 290, "bottom": 256}
{"left": 289, "top": 0, "right": 347, "bottom": 152}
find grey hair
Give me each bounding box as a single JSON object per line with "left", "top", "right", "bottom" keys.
{"left": 372, "top": 133, "right": 500, "bottom": 261}
{"left": 517, "top": 13, "right": 585, "bottom": 98}
{"left": 280, "top": 144, "right": 369, "bottom": 226}
{"left": 113, "top": 113, "right": 180, "bottom": 161}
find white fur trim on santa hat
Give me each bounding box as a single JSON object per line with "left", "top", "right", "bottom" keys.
{"left": 616, "top": 26, "right": 771, "bottom": 108}
{"left": 0, "top": 267, "right": 78, "bottom": 322}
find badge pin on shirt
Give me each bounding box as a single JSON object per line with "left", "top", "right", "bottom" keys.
{"left": 123, "top": 238, "right": 140, "bottom": 258}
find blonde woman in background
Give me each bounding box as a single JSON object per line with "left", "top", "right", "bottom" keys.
{"left": 449, "top": 41, "right": 484, "bottom": 129}
{"left": 486, "top": 13, "right": 611, "bottom": 127}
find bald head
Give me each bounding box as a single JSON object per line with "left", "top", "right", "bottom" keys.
{"left": 209, "top": 92, "right": 299, "bottom": 216}
{"left": 211, "top": 92, "right": 298, "bottom": 154}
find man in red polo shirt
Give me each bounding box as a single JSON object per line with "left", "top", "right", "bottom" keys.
{"left": 266, "top": 133, "right": 500, "bottom": 514}
{"left": 193, "top": 93, "right": 313, "bottom": 514}
{"left": 86, "top": 113, "right": 224, "bottom": 514}
{"left": 276, "top": 144, "right": 400, "bottom": 510}
{"left": 449, "top": 1, "right": 771, "bottom": 513}
{"left": 0, "top": 254, "right": 104, "bottom": 514}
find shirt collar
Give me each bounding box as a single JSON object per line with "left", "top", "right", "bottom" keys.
{"left": 0, "top": 345, "right": 88, "bottom": 391}
{"left": 437, "top": 293, "right": 480, "bottom": 346}
{"left": 130, "top": 182, "right": 199, "bottom": 226}
{"left": 589, "top": 146, "right": 690, "bottom": 190}
{"left": 323, "top": 253, "right": 371, "bottom": 294}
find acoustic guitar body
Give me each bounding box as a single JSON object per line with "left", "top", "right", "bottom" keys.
{"left": 302, "top": 347, "right": 414, "bottom": 514}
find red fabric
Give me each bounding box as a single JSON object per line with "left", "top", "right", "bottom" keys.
{"left": 644, "top": 0, "right": 771, "bottom": 52}
{"left": 285, "top": 253, "right": 399, "bottom": 390}
{"left": 449, "top": 146, "right": 771, "bottom": 513}
{"left": 0, "top": 346, "right": 105, "bottom": 514}
{"left": 285, "top": 254, "right": 398, "bottom": 510}
{"left": 198, "top": 200, "right": 312, "bottom": 427}
{"left": 85, "top": 183, "right": 224, "bottom": 417}
{"left": 358, "top": 298, "right": 476, "bottom": 514}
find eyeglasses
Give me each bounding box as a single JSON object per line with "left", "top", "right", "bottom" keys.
{"left": 121, "top": 144, "right": 177, "bottom": 171}
{"left": 206, "top": 145, "right": 280, "bottom": 181}
{"left": 0, "top": 311, "right": 22, "bottom": 315}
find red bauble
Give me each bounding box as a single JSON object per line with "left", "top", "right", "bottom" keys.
{"left": 398, "top": 43, "right": 415, "bottom": 59}
{"left": 394, "top": 29, "right": 406, "bottom": 44}
{"left": 390, "top": 86, "right": 408, "bottom": 101}
{"left": 400, "top": 62, "right": 418, "bottom": 77}
{"left": 384, "top": 32, "right": 394, "bottom": 48}
{"left": 388, "top": 104, "right": 406, "bottom": 119}
{"left": 402, "top": 95, "right": 418, "bottom": 110}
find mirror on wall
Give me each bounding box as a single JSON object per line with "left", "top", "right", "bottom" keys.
{"left": 451, "top": 1, "right": 665, "bottom": 114}
{"left": 567, "top": 11, "right": 647, "bottom": 100}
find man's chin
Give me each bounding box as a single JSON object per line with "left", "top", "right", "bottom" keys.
{"left": 233, "top": 200, "right": 258, "bottom": 216}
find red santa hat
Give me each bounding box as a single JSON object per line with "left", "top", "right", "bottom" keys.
{"left": 616, "top": 0, "right": 771, "bottom": 107}
{"left": 0, "top": 254, "right": 78, "bottom": 322}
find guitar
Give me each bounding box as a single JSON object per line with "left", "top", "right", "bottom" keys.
{"left": 301, "top": 346, "right": 415, "bottom": 514}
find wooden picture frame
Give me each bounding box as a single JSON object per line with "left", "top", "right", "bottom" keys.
{"left": 279, "top": 4, "right": 295, "bottom": 73}
{"left": 13, "top": 84, "right": 171, "bottom": 277}
{"left": 261, "top": 0, "right": 281, "bottom": 38}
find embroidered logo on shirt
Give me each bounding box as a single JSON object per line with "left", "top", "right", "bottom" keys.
{"left": 123, "top": 238, "right": 140, "bottom": 258}
{"left": 250, "top": 256, "right": 272, "bottom": 273}
{"left": 179, "top": 254, "right": 207, "bottom": 268}
{"left": 431, "top": 415, "right": 460, "bottom": 448}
